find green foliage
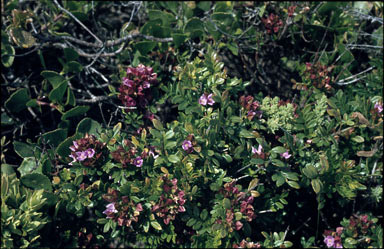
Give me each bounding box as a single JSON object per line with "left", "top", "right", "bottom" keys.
{"left": 1, "top": 1, "right": 382, "bottom": 248}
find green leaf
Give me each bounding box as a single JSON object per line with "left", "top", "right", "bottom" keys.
{"left": 164, "top": 130, "right": 175, "bottom": 140}
{"left": 165, "top": 141, "right": 177, "bottom": 150}
{"left": 9, "top": 27, "right": 36, "bottom": 48}
{"left": 5, "top": 88, "right": 30, "bottom": 112}
{"left": 200, "top": 209, "right": 208, "bottom": 220}
{"left": 17, "top": 157, "right": 38, "bottom": 176}
{"left": 152, "top": 119, "right": 164, "bottom": 131}
{"left": 223, "top": 198, "right": 231, "bottom": 209}
{"left": 187, "top": 218, "right": 196, "bottom": 227}
{"left": 248, "top": 178, "right": 259, "bottom": 191}
{"left": 49, "top": 81, "right": 68, "bottom": 103}
{"left": 239, "top": 129, "right": 256, "bottom": 138}
{"left": 302, "top": 165, "right": 318, "bottom": 179}
{"left": 168, "top": 154, "right": 180, "bottom": 163}
{"left": 184, "top": 17, "right": 205, "bottom": 38}
{"left": 271, "top": 146, "right": 287, "bottom": 154}
{"left": 56, "top": 133, "right": 82, "bottom": 158}
{"left": 287, "top": 181, "right": 300, "bottom": 189}
{"left": 76, "top": 118, "right": 102, "bottom": 135}
{"left": 21, "top": 173, "right": 52, "bottom": 191}
{"left": 351, "top": 136, "right": 364, "bottom": 143}
{"left": 39, "top": 128, "right": 68, "bottom": 148}
{"left": 135, "top": 41, "right": 157, "bottom": 55}
{"left": 148, "top": 9, "right": 175, "bottom": 26}
{"left": 1, "top": 164, "right": 15, "bottom": 175}
{"left": 172, "top": 33, "right": 188, "bottom": 48}
{"left": 65, "top": 88, "right": 76, "bottom": 106}
{"left": 61, "top": 106, "right": 90, "bottom": 120}
{"left": 64, "top": 61, "right": 83, "bottom": 73}
{"left": 150, "top": 221, "right": 162, "bottom": 231}
{"left": 13, "top": 141, "right": 36, "bottom": 158}
{"left": 271, "top": 159, "right": 285, "bottom": 167}
{"left": 41, "top": 70, "right": 66, "bottom": 88}
{"left": 1, "top": 112, "right": 14, "bottom": 125}
{"left": 311, "top": 179, "right": 323, "bottom": 194}
{"left": 64, "top": 48, "right": 79, "bottom": 61}
{"left": 1, "top": 44, "right": 15, "bottom": 67}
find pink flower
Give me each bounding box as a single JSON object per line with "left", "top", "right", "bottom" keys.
{"left": 252, "top": 144, "right": 263, "bottom": 155}
{"left": 164, "top": 217, "right": 171, "bottom": 225}
{"left": 136, "top": 203, "right": 143, "bottom": 212}
{"left": 133, "top": 156, "right": 143, "bottom": 167}
{"left": 235, "top": 221, "right": 243, "bottom": 231}
{"left": 199, "top": 94, "right": 208, "bottom": 106}
{"left": 103, "top": 203, "right": 118, "bottom": 217}
{"left": 336, "top": 227, "right": 343, "bottom": 235}
{"left": 207, "top": 94, "right": 215, "bottom": 106}
{"left": 374, "top": 103, "right": 383, "bottom": 113}
{"left": 324, "top": 236, "right": 335, "bottom": 248}
{"left": 182, "top": 140, "right": 193, "bottom": 151}
{"left": 69, "top": 154, "right": 76, "bottom": 165}
{"left": 280, "top": 151, "right": 291, "bottom": 159}
{"left": 178, "top": 206, "right": 186, "bottom": 212}
{"left": 85, "top": 148, "right": 95, "bottom": 158}
{"left": 199, "top": 93, "right": 215, "bottom": 106}
{"left": 76, "top": 151, "right": 88, "bottom": 161}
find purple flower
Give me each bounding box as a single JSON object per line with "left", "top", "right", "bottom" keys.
{"left": 85, "top": 148, "right": 95, "bottom": 158}
{"left": 182, "top": 140, "right": 193, "bottom": 151}
{"left": 374, "top": 103, "right": 383, "bottom": 113}
{"left": 199, "top": 94, "right": 208, "bottom": 106}
{"left": 280, "top": 151, "right": 291, "bottom": 159}
{"left": 103, "top": 203, "right": 118, "bottom": 217}
{"left": 324, "top": 236, "right": 335, "bottom": 248}
{"left": 252, "top": 144, "right": 263, "bottom": 155}
{"left": 73, "top": 141, "right": 79, "bottom": 149}
{"left": 69, "top": 154, "right": 76, "bottom": 165}
{"left": 123, "top": 78, "right": 134, "bottom": 88}
{"left": 76, "top": 151, "right": 88, "bottom": 161}
{"left": 143, "top": 81, "right": 150, "bottom": 89}
{"left": 133, "top": 156, "right": 143, "bottom": 167}
{"left": 207, "top": 94, "right": 215, "bottom": 106}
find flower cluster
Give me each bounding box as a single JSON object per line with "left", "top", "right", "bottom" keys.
{"left": 182, "top": 134, "right": 196, "bottom": 154}
{"left": 68, "top": 134, "right": 106, "bottom": 167}
{"left": 102, "top": 188, "right": 143, "bottom": 227}
{"left": 216, "top": 181, "right": 256, "bottom": 233}
{"left": 199, "top": 93, "right": 215, "bottom": 106}
{"left": 262, "top": 13, "right": 283, "bottom": 34}
{"left": 118, "top": 64, "right": 158, "bottom": 110}
{"left": 239, "top": 95, "right": 262, "bottom": 121}
{"left": 348, "top": 214, "right": 374, "bottom": 237}
{"left": 323, "top": 227, "right": 343, "bottom": 248}
{"left": 233, "top": 240, "right": 261, "bottom": 248}
{"left": 304, "top": 62, "right": 332, "bottom": 89}
{"left": 151, "top": 175, "right": 186, "bottom": 225}
{"left": 111, "top": 139, "right": 157, "bottom": 168}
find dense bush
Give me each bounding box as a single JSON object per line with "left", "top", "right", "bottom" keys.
{"left": 1, "top": 1, "right": 383, "bottom": 248}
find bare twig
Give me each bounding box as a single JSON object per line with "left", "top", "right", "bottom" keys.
{"left": 335, "top": 66, "right": 375, "bottom": 85}
{"left": 53, "top": 0, "right": 102, "bottom": 45}
{"left": 76, "top": 95, "right": 110, "bottom": 104}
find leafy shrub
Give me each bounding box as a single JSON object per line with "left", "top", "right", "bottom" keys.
{"left": 1, "top": 1, "right": 383, "bottom": 248}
